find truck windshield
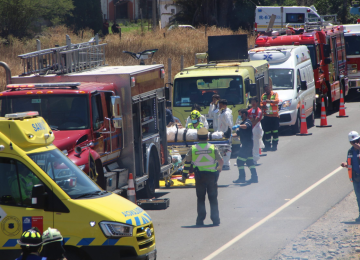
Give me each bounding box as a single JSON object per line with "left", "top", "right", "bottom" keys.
{"left": 28, "top": 149, "right": 101, "bottom": 199}
{"left": 0, "top": 95, "right": 89, "bottom": 130}
{"left": 345, "top": 35, "right": 360, "bottom": 55}
{"left": 269, "top": 69, "right": 294, "bottom": 89}
{"left": 173, "top": 76, "right": 244, "bottom": 107}
{"left": 306, "top": 44, "right": 317, "bottom": 69}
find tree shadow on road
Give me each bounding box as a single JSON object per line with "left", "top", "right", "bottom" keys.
{"left": 341, "top": 221, "right": 360, "bottom": 225}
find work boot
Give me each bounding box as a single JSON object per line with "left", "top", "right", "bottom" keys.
{"left": 248, "top": 169, "right": 258, "bottom": 183}
{"left": 262, "top": 145, "right": 271, "bottom": 152}
{"left": 271, "top": 145, "right": 278, "bottom": 151}
{"left": 196, "top": 221, "right": 204, "bottom": 226}
{"left": 233, "top": 171, "right": 246, "bottom": 183}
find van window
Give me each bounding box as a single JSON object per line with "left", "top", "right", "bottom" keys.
{"left": 286, "top": 13, "right": 305, "bottom": 23}
{"left": 269, "top": 69, "right": 294, "bottom": 89}
{"left": 0, "top": 158, "right": 41, "bottom": 207}
{"left": 297, "top": 70, "right": 302, "bottom": 87}
{"left": 308, "top": 13, "right": 320, "bottom": 22}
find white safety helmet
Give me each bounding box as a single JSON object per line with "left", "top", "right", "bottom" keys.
{"left": 348, "top": 131, "right": 360, "bottom": 142}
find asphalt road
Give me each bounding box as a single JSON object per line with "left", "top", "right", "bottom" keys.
{"left": 150, "top": 93, "right": 360, "bottom": 260}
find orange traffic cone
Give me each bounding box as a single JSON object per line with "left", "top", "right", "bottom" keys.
{"left": 336, "top": 89, "right": 348, "bottom": 118}
{"left": 296, "top": 101, "right": 312, "bottom": 136}
{"left": 127, "top": 173, "right": 137, "bottom": 204}
{"left": 259, "top": 148, "right": 267, "bottom": 157}
{"left": 316, "top": 97, "right": 332, "bottom": 128}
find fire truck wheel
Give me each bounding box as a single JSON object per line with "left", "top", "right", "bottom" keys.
{"left": 307, "top": 102, "right": 315, "bottom": 127}
{"left": 291, "top": 109, "right": 301, "bottom": 134}
{"left": 139, "top": 157, "right": 157, "bottom": 198}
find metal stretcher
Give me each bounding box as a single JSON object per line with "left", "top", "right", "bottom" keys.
{"left": 163, "top": 139, "right": 231, "bottom": 188}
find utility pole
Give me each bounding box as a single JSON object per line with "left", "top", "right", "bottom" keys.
{"left": 152, "top": 0, "right": 156, "bottom": 31}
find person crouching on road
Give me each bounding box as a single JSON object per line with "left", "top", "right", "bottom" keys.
{"left": 341, "top": 131, "right": 360, "bottom": 222}
{"left": 186, "top": 104, "right": 209, "bottom": 129}
{"left": 16, "top": 227, "right": 44, "bottom": 260}
{"left": 248, "top": 97, "right": 264, "bottom": 164}
{"left": 41, "top": 227, "right": 67, "bottom": 260}
{"left": 218, "top": 99, "right": 233, "bottom": 170}
{"left": 183, "top": 127, "right": 224, "bottom": 226}
{"left": 261, "top": 78, "right": 279, "bottom": 151}
{"left": 187, "top": 110, "right": 204, "bottom": 129}
{"left": 233, "top": 109, "right": 258, "bottom": 184}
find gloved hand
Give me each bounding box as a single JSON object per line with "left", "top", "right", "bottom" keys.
{"left": 232, "top": 125, "right": 240, "bottom": 130}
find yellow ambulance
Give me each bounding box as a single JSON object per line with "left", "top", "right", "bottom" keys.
{"left": 0, "top": 112, "right": 156, "bottom": 260}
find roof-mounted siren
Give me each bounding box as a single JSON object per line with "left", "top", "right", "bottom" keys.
{"left": 5, "top": 111, "right": 39, "bottom": 120}
{"left": 208, "top": 35, "right": 248, "bottom": 63}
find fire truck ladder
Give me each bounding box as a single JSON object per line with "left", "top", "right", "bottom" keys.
{"left": 18, "top": 34, "right": 107, "bottom": 76}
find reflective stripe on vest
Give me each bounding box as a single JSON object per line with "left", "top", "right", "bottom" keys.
{"left": 262, "top": 93, "right": 278, "bottom": 115}
{"left": 187, "top": 122, "right": 204, "bottom": 129}
{"left": 192, "top": 143, "right": 217, "bottom": 172}
{"left": 348, "top": 157, "right": 353, "bottom": 182}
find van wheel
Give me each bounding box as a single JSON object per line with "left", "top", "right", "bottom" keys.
{"left": 139, "top": 157, "right": 156, "bottom": 198}
{"left": 291, "top": 110, "right": 301, "bottom": 134}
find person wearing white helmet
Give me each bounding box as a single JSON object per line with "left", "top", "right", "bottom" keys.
{"left": 341, "top": 131, "right": 360, "bottom": 222}
{"left": 41, "top": 228, "right": 67, "bottom": 260}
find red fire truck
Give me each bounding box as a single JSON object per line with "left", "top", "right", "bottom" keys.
{"left": 255, "top": 25, "right": 348, "bottom": 112}
{"left": 0, "top": 35, "right": 172, "bottom": 198}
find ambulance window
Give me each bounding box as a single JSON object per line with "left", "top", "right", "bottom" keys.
{"left": 91, "top": 94, "right": 104, "bottom": 130}
{"left": 286, "top": 13, "right": 305, "bottom": 23}
{"left": 0, "top": 158, "right": 41, "bottom": 207}
{"left": 297, "top": 70, "right": 302, "bottom": 87}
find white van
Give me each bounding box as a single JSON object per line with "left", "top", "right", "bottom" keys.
{"left": 254, "top": 6, "right": 323, "bottom": 33}
{"left": 249, "top": 45, "right": 316, "bottom": 134}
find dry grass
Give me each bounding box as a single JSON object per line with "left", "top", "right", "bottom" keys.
{"left": 0, "top": 25, "right": 255, "bottom": 89}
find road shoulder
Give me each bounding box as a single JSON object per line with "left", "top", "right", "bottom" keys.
{"left": 273, "top": 191, "right": 360, "bottom": 260}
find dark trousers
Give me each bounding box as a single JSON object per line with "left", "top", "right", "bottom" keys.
{"left": 195, "top": 172, "right": 220, "bottom": 224}
{"left": 237, "top": 145, "right": 257, "bottom": 180}
{"left": 353, "top": 180, "right": 360, "bottom": 214}
{"left": 262, "top": 116, "right": 279, "bottom": 148}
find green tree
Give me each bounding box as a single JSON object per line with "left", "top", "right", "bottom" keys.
{"left": 65, "top": 0, "right": 103, "bottom": 34}
{"left": 0, "top": 0, "right": 74, "bottom": 37}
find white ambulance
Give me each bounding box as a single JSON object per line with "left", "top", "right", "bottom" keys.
{"left": 254, "top": 6, "right": 322, "bottom": 33}
{"left": 249, "top": 45, "right": 316, "bottom": 134}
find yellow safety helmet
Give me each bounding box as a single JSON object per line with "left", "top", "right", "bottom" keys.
{"left": 190, "top": 110, "right": 201, "bottom": 120}
{"left": 17, "top": 227, "right": 43, "bottom": 247}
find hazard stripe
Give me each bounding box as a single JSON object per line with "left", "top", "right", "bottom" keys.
{"left": 143, "top": 213, "right": 152, "bottom": 221}
{"left": 142, "top": 216, "right": 150, "bottom": 224}
{"left": 3, "top": 239, "right": 17, "bottom": 247}
{"left": 126, "top": 219, "right": 133, "bottom": 225}
{"left": 63, "top": 237, "right": 70, "bottom": 244}
{"left": 77, "top": 238, "right": 95, "bottom": 246}
{"left": 102, "top": 238, "right": 119, "bottom": 246}
{"left": 134, "top": 216, "right": 141, "bottom": 226}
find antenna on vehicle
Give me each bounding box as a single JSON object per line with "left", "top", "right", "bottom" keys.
{"left": 18, "top": 34, "right": 107, "bottom": 76}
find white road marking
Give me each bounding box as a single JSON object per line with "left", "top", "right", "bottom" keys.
{"left": 203, "top": 166, "right": 343, "bottom": 260}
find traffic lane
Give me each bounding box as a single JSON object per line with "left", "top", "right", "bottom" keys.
{"left": 213, "top": 169, "right": 351, "bottom": 260}
{"left": 150, "top": 101, "right": 359, "bottom": 260}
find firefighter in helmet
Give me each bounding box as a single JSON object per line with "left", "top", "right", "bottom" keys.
{"left": 187, "top": 110, "right": 204, "bottom": 129}
{"left": 16, "top": 227, "right": 44, "bottom": 260}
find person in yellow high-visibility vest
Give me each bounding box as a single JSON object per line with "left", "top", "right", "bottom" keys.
{"left": 261, "top": 78, "right": 279, "bottom": 151}
{"left": 183, "top": 127, "right": 224, "bottom": 226}
{"left": 341, "top": 131, "right": 360, "bottom": 222}
{"left": 187, "top": 110, "right": 204, "bottom": 129}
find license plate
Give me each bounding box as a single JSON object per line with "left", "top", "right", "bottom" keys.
{"left": 148, "top": 250, "right": 156, "bottom": 260}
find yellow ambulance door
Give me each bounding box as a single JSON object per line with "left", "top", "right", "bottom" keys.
{"left": 0, "top": 155, "right": 53, "bottom": 254}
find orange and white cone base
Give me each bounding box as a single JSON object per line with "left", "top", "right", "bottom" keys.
{"left": 127, "top": 173, "right": 137, "bottom": 204}
{"left": 297, "top": 102, "right": 312, "bottom": 136}
{"left": 316, "top": 97, "right": 332, "bottom": 128}
{"left": 336, "top": 89, "right": 348, "bottom": 118}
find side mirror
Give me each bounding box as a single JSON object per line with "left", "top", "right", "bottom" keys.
{"left": 323, "top": 44, "right": 331, "bottom": 57}
{"left": 245, "top": 78, "right": 250, "bottom": 92}
{"left": 249, "top": 83, "right": 257, "bottom": 96}
{"left": 165, "top": 83, "right": 172, "bottom": 100}
{"left": 111, "top": 96, "right": 122, "bottom": 117}
{"left": 300, "top": 80, "right": 307, "bottom": 91}
{"left": 324, "top": 57, "right": 331, "bottom": 65}
{"left": 31, "top": 184, "right": 46, "bottom": 209}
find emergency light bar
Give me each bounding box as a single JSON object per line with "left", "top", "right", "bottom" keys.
{"left": 5, "top": 111, "right": 39, "bottom": 119}
{"left": 6, "top": 82, "right": 81, "bottom": 90}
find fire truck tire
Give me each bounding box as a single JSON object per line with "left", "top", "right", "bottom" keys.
{"left": 291, "top": 109, "right": 301, "bottom": 134}
{"left": 139, "top": 154, "right": 157, "bottom": 198}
